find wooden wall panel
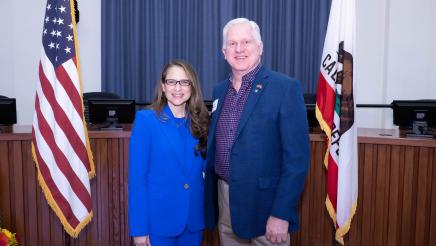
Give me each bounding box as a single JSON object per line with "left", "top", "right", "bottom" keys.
{"left": 11, "top": 141, "right": 25, "bottom": 243}
{"left": 22, "top": 141, "right": 38, "bottom": 245}
{"left": 415, "top": 147, "right": 430, "bottom": 245}
{"left": 0, "top": 141, "right": 11, "bottom": 229}
{"left": 360, "top": 143, "right": 376, "bottom": 245}
{"left": 429, "top": 148, "right": 436, "bottom": 244}
{"left": 1, "top": 129, "right": 436, "bottom": 246}
{"left": 386, "top": 145, "right": 402, "bottom": 246}
{"left": 402, "top": 146, "right": 416, "bottom": 246}
{"left": 0, "top": 135, "right": 132, "bottom": 246}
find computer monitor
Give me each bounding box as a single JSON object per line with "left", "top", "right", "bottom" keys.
{"left": 0, "top": 98, "right": 17, "bottom": 125}
{"left": 304, "top": 94, "right": 319, "bottom": 129}
{"left": 305, "top": 103, "right": 319, "bottom": 129}
{"left": 392, "top": 100, "right": 436, "bottom": 136}
{"left": 88, "top": 99, "right": 136, "bottom": 130}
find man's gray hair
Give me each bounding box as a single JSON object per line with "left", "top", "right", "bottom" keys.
{"left": 222, "top": 18, "right": 262, "bottom": 49}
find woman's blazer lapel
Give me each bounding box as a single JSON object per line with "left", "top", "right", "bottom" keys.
{"left": 156, "top": 106, "right": 191, "bottom": 177}
{"left": 184, "top": 129, "right": 199, "bottom": 180}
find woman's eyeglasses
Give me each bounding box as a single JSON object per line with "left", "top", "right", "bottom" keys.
{"left": 164, "top": 79, "right": 191, "bottom": 86}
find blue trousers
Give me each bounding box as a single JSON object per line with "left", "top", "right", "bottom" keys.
{"left": 149, "top": 227, "right": 203, "bottom": 246}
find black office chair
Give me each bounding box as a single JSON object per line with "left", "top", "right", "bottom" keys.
{"left": 83, "top": 92, "right": 121, "bottom": 101}
{"left": 83, "top": 92, "right": 120, "bottom": 123}
{"left": 304, "top": 93, "right": 317, "bottom": 105}
{"left": 0, "top": 95, "right": 16, "bottom": 132}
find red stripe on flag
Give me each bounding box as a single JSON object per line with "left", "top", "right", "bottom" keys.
{"left": 32, "top": 128, "right": 81, "bottom": 228}
{"left": 326, "top": 153, "right": 338, "bottom": 214}
{"left": 54, "top": 64, "right": 91, "bottom": 172}
{"left": 39, "top": 62, "right": 91, "bottom": 173}
{"left": 55, "top": 61, "right": 83, "bottom": 120}
{"left": 316, "top": 73, "right": 336, "bottom": 130}
{"left": 34, "top": 94, "right": 92, "bottom": 212}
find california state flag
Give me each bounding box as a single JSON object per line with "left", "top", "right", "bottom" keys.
{"left": 316, "top": 0, "right": 358, "bottom": 244}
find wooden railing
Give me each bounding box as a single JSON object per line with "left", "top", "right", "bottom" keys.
{"left": 1, "top": 127, "right": 435, "bottom": 245}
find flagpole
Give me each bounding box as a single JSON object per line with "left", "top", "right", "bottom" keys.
{"left": 332, "top": 236, "right": 338, "bottom": 246}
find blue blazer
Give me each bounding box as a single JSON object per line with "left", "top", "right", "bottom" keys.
{"left": 204, "top": 67, "right": 310, "bottom": 239}
{"left": 129, "top": 106, "right": 205, "bottom": 237}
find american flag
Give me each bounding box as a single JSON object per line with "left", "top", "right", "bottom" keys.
{"left": 32, "top": 0, "right": 94, "bottom": 238}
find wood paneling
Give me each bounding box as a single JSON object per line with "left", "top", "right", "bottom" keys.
{"left": 0, "top": 131, "right": 131, "bottom": 246}
{"left": 1, "top": 127, "right": 436, "bottom": 245}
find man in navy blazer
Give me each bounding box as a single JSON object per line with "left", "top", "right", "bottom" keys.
{"left": 204, "top": 18, "right": 310, "bottom": 245}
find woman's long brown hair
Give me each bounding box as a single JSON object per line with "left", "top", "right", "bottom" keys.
{"left": 149, "top": 60, "right": 209, "bottom": 158}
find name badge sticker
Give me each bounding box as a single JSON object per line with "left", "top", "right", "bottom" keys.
{"left": 212, "top": 99, "right": 218, "bottom": 113}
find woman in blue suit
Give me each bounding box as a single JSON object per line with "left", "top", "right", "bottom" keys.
{"left": 128, "top": 60, "right": 209, "bottom": 246}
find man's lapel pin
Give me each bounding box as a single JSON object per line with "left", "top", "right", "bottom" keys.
{"left": 254, "top": 84, "right": 263, "bottom": 93}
